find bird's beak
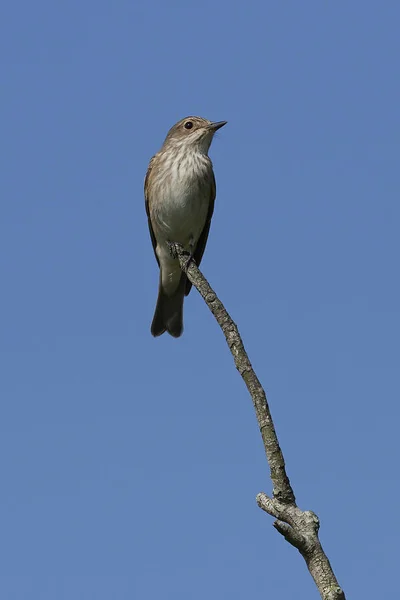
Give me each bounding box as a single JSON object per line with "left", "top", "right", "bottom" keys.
{"left": 208, "top": 121, "right": 227, "bottom": 132}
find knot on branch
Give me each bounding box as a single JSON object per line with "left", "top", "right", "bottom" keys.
{"left": 325, "top": 587, "right": 346, "bottom": 600}
{"left": 256, "top": 493, "right": 319, "bottom": 552}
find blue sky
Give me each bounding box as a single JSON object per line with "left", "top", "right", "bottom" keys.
{"left": 1, "top": 1, "right": 399, "bottom": 598}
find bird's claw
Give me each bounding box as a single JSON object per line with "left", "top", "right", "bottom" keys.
{"left": 166, "top": 241, "right": 180, "bottom": 259}
{"left": 166, "top": 241, "right": 195, "bottom": 272}
{"left": 183, "top": 252, "right": 196, "bottom": 273}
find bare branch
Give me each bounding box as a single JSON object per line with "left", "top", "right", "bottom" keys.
{"left": 174, "top": 245, "right": 345, "bottom": 600}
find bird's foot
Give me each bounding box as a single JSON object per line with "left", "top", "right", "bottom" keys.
{"left": 185, "top": 237, "right": 197, "bottom": 272}
{"left": 166, "top": 241, "right": 195, "bottom": 272}
{"left": 166, "top": 241, "right": 180, "bottom": 259}
{"left": 183, "top": 252, "right": 196, "bottom": 273}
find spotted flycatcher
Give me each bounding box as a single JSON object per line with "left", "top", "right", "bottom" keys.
{"left": 145, "top": 116, "right": 227, "bottom": 337}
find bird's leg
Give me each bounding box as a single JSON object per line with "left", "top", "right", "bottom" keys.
{"left": 166, "top": 240, "right": 195, "bottom": 273}
{"left": 183, "top": 236, "right": 197, "bottom": 273}
{"left": 166, "top": 240, "right": 180, "bottom": 259}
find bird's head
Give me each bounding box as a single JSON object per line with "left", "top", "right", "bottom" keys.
{"left": 163, "top": 116, "right": 227, "bottom": 154}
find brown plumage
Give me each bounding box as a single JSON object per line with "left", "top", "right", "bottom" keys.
{"left": 145, "top": 116, "right": 226, "bottom": 337}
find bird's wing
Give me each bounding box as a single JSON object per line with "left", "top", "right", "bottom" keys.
{"left": 144, "top": 155, "right": 160, "bottom": 267}
{"left": 185, "top": 171, "right": 216, "bottom": 296}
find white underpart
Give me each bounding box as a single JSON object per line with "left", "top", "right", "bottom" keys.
{"left": 151, "top": 141, "right": 213, "bottom": 295}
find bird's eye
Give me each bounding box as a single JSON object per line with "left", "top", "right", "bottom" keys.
{"left": 184, "top": 121, "right": 193, "bottom": 129}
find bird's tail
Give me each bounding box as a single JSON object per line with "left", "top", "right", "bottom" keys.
{"left": 151, "top": 274, "right": 186, "bottom": 338}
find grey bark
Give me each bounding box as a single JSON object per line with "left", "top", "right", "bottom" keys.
{"left": 173, "top": 244, "right": 345, "bottom": 600}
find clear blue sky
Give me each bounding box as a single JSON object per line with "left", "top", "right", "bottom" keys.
{"left": 1, "top": 1, "right": 399, "bottom": 598}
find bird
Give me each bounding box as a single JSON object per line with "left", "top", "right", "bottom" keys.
{"left": 145, "top": 116, "right": 227, "bottom": 337}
